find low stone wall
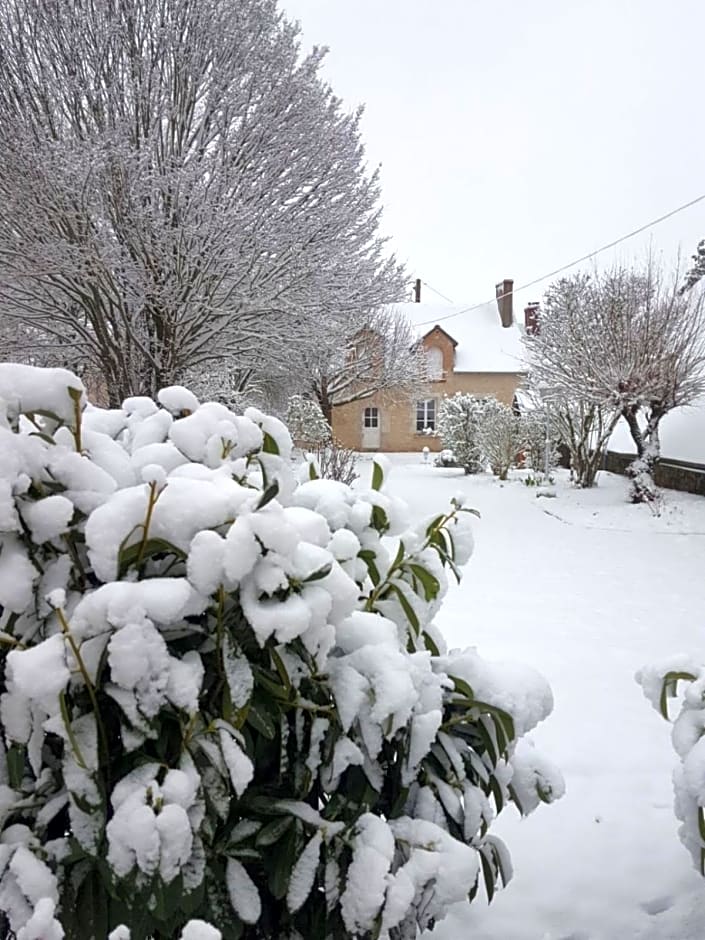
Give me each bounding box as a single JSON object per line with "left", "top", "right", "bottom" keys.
{"left": 604, "top": 451, "right": 705, "bottom": 497}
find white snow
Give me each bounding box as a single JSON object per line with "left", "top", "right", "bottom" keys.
{"left": 372, "top": 455, "right": 705, "bottom": 940}
{"left": 225, "top": 858, "right": 261, "bottom": 925}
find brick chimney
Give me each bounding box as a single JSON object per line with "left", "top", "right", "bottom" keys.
{"left": 495, "top": 278, "right": 514, "bottom": 328}
{"left": 524, "top": 302, "right": 540, "bottom": 335}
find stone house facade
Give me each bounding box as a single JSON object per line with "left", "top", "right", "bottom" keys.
{"left": 331, "top": 280, "right": 527, "bottom": 452}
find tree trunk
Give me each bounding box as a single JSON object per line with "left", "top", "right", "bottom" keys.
{"left": 622, "top": 404, "right": 663, "bottom": 504}
{"left": 317, "top": 380, "right": 333, "bottom": 426}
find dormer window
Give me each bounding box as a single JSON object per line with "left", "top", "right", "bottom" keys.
{"left": 427, "top": 346, "right": 443, "bottom": 380}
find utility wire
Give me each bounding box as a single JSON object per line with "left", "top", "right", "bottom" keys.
{"left": 415, "top": 190, "right": 705, "bottom": 328}
{"left": 420, "top": 280, "right": 454, "bottom": 304}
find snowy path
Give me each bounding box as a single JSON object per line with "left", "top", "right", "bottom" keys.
{"left": 381, "top": 457, "right": 705, "bottom": 940}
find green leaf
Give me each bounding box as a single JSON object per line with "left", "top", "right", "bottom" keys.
{"left": 262, "top": 431, "right": 280, "bottom": 455}
{"left": 304, "top": 563, "right": 332, "bottom": 582}
{"left": 408, "top": 563, "right": 440, "bottom": 601}
{"left": 385, "top": 583, "right": 420, "bottom": 633}
{"left": 659, "top": 671, "right": 697, "bottom": 720}
{"left": 422, "top": 630, "right": 440, "bottom": 657}
{"left": 699, "top": 806, "right": 705, "bottom": 844}
{"left": 371, "top": 504, "right": 389, "bottom": 534}
{"left": 7, "top": 743, "right": 25, "bottom": 789}
{"left": 479, "top": 845, "right": 497, "bottom": 904}
{"left": 268, "top": 825, "right": 298, "bottom": 899}
{"left": 256, "top": 479, "right": 280, "bottom": 510}
{"left": 449, "top": 675, "right": 475, "bottom": 702}
{"left": 246, "top": 703, "right": 277, "bottom": 739}
{"left": 118, "top": 537, "right": 186, "bottom": 575}
{"left": 358, "top": 549, "right": 381, "bottom": 587}
{"left": 256, "top": 815, "right": 294, "bottom": 846}
{"left": 371, "top": 460, "right": 384, "bottom": 491}
{"left": 308, "top": 461, "right": 319, "bottom": 480}
{"left": 270, "top": 647, "right": 292, "bottom": 695}
{"left": 391, "top": 539, "right": 405, "bottom": 570}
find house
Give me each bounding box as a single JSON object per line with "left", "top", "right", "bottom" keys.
{"left": 331, "top": 279, "right": 526, "bottom": 452}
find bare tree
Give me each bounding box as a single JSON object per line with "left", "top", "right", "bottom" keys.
{"left": 297, "top": 305, "right": 428, "bottom": 422}
{"left": 0, "top": 0, "right": 406, "bottom": 404}
{"left": 527, "top": 266, "right": 705, "bottom": 501}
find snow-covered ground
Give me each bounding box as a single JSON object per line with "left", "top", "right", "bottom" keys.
{"left": 374, "top": 456, "right": 705, "bottom": 940}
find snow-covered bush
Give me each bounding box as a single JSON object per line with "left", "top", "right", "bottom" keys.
{"left": 477, "top": 400, "right": 524, "bottom": 482}
{"left": 307, "top": 438, "right": 357, "bottom": 486}
{"left": 434, "top": 449, "right": 458, "bottom": 469}
{"left": 0, "top": 365, "right": 563, "bottom": 939}
{"left": 286, "top": 395, "right": 331, "bottom": 449}
{"left": 437, "top": 393, "right": 491, "bottom": 475}
{"left": 520, "top": 410, "right": 558, "bottom": 480}
{"left": 637, "top": 659, "right": 705, "bottom": 877}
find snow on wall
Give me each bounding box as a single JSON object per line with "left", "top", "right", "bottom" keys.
{"left": 395, "top": 303, "right": 526, "bottom": 375}
{"left": 609, "top": 399, "right": 705, "bottom": 465}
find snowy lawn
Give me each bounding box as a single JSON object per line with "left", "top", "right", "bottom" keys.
{"left": 374, "top": 456, "right": 705, "bottom": 940}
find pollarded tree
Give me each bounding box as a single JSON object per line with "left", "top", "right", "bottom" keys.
{"left": 0, "top": 0, "right": 407, "bottom": 404}
{"left": 526, "top": 266, "right": 705, "bottom": 502}
{"left": 437, "top": 393, "right": 491, "bottom": 475}
{"left": 478, "top": 399, "right": 525, "bottom": 481}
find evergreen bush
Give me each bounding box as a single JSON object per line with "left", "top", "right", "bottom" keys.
{"left": 0, "top": 365, "right": 562, "bottom": 939}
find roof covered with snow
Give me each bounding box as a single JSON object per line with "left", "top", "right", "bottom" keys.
{"left": 395, "top": 302, "right": 527, "bottom": 374}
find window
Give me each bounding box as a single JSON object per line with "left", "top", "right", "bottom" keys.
{"left": 363, "top": 407, "right": 379, "bottom": 428}
{"left": 427, "top": 346, "right": 443, "bottom": 380}
{"left": 416, "top": 399, "right": 436, "bottom": 432}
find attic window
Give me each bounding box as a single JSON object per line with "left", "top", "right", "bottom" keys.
{"left": 427, "top": 346, "right": 443, "bottom": 380}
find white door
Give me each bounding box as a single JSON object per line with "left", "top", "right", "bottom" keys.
{"left": 362, "top": 406, "right": 381, "bottom": 449}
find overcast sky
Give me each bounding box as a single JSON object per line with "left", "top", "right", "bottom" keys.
{"left": 280, "top": 0, "right": 705, "bottom": 312}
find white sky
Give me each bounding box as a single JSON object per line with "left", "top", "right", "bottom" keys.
{"left": 280, "top": 0, "right": 705, "bottom": 312}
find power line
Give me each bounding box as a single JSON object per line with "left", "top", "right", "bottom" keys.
{"left": 420, "top": 280, "right": 454, "bottom": 304}
{"left": 415, "top": 190, "right": 705, "bottom": 328}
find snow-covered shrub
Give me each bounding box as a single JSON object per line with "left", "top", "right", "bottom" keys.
{"left": 0, "top": 365, "right": 563, "bottom": 940}
{"left": 637, "top": 660, "right": 705, "bottom": 876}
{"left": 286, "top": 395, "right": 331, "bottom": 449}
{"left": 434, "top": 449, "right": 458, "bottom": 469}
{"left": 520, "top": 410, "right": 558, "bottom": 480}
{"left": 437, "top": 393, "right": 491, "bottom": 475}
{"left": 307, "top": 438, "right": 357, "bottom": 486}
{"left": 477, "top": 400, "right": 524, "bottom": 482}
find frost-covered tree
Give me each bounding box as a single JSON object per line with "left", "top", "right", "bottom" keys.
{"left": 526, "top": 267, "right": 705, "bottom": 502}
{"left": 478, "top": 399, "right": 524, "bottom": 481}
{"left": 437, "top": 393, "right": 491, "bottom": 475}
{"left": 298, "top": 306, "right": 428, "bottom": 423}
{"left": 0, "top": 0, "right": 406, "bottom": 404}
{"left": 286, "top": 394, "right": 331, "bottom": 448}
{"left": 0, "top": 364, "right": 563, "bottom": 940}
{"left": 523, "top": 383, "right": 615, "bottom": 488}
{"left": 552, "top": 400, "right": 617, "bottom": 488}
